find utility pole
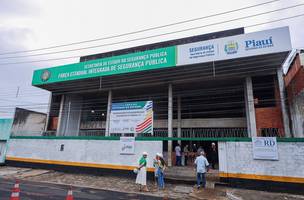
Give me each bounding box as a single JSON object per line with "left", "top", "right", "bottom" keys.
{"left": 15, "top": 86, "right": 20, "bottom": 98}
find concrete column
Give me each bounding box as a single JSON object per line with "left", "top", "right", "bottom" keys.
{"left": 168, "top": 84, "right": 173, "bottom": 167}
{"left": 44, "top": 92, "right": 52, "bottom": 132}
{"left": 244, "top": 77, "right": 257, "bottom": 137}
{"left": 105, "top": 90, "right": 112, "bottom": 137}
{"left": 65, "top": 101, "right": 71, "bottom": 135}
{"left": 56, "top": 94, "right": 65, "bottom": 136}
{"left": 277, "top": 68, "right": 292, "bottom": 137}
{"left": 177, "top": 95, "right": 182, "bottom": 145}
{"left": 57, "top": 95, "right": 82, "bottom": 136}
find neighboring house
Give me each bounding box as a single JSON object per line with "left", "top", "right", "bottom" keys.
{"left": 10, "top": 107, "right": 47, "bottom": 137}
{"left": 0, "top": 118, "right": 13, "bottom": 164}
{"left": 284, "top": 50, "right": 304, "bottom": 137}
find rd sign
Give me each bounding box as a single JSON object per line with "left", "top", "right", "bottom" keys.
{"left": 252, "top": 137, "right": 279, "bottom": 160}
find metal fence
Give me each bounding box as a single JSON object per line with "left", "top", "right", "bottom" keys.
{"left": 139, "top": 128, "right": 248, "bottom": 138}
{"left": 78, "top": 129, "right": 105, "bottom": 137}
{"left": 12, "top": 127, "right": 285, "bottom": 138}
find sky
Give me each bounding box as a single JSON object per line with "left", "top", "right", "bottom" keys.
{"left": 0, "top": 0, "right": 303, "bottom": 118}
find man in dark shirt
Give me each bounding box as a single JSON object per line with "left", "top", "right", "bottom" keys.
{"left": 210, "top": 143, "right": 218, "bottom": 169}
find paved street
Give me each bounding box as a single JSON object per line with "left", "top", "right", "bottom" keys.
{"left": 0, "top": 178, "right": 162, "bottom": 200}
{"left": 1, "top": 167, "right": 304, "bottom": 200}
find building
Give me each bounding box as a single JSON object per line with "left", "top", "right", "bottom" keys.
{"left": 10, "top": 107, "right": 47, "bottom": 137}
{"left": 0, "top": 118, "right": 13, "bottom": 164}
{"left": 284, "top": 50, "right": 304, "bottom": 137}
{"left": 5, "top": 26, "right": 304, "bottom": 192}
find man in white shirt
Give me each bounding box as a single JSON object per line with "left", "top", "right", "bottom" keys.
{"left": 194, "top": 151, "right": 209, "bottom": 189}
{"left": 175, "top": 144, "right": 182, "bottom": 166}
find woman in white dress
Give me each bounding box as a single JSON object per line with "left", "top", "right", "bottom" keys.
{"left": 136, "top": 152, "right": 149, "bottom": 192}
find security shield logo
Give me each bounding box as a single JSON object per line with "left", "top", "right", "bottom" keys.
{"left": 224, "top": 41, "right": 238, "bottom": 55}
{"left": 41, "top": 70, "right": 51, "bottom": 82}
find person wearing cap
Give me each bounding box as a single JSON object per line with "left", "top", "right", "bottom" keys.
{"left": 194, "top": 151, "right": 210, "bottom": 189}
{"left": 155, "top": 153, "right": 166, "bottom": 190}
{"left": 210, "top": 143, "right": 218, "bottom": 169}
{"left": 153, "top": 154, "right": 159, "bottom": 186}
{"left": 136, "top": 152, "right": 149, "bottom": 192}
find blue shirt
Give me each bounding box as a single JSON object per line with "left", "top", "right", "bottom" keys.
{"left": 194, "top": 155, "right": 209, "bottom": 173}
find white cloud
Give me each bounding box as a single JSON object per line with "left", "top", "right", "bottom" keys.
{"left": 0, "top": 0, "right": 303, "bottom": 118}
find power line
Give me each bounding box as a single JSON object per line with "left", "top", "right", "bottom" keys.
{"left": 0, "top": 3, "right": 303, "bottom": 61}
{"left": 0, "top": 0, "right": 279, "bottom": 56}
{"left": 0, "top": 12, "right": 303, "bottom": 66}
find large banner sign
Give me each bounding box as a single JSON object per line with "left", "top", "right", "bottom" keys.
{"left": 32, "top": 47, "right": 176, "bottom": 85}
{"left": 110, "top": 101, "right": 153, "bottom": 135}
{"left": 32, "top": 27, "right": 291, "bottom": 86}
{"left": 252, "top": 137, "right": 279, "bottom": 160}
{"left": 177, "top": 27, "right": 291, "bottom": 66}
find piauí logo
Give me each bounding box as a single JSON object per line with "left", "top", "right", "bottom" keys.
{"left": 224, "top": 41, "right": 239, "bottom": 55}
{"left": 41, "top": 70, "right": 51, "bottom": 82}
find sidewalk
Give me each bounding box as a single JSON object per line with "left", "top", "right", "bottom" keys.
{"left": 166, "top": 166, "right": 220, "bottom": 183}
{"left": 0, "top": 166, "right": 304, "bottom": 200}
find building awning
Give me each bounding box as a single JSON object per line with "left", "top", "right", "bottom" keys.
{"left": 32, "top": 27, "right": 291, "bottom": 93}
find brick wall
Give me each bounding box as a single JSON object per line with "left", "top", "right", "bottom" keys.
{"left": 255, "top": 107, "right": 284, "bottom": 136}
{"left": 285, "top": 55, "right": 302, "bottom": 87}
{"left": 254, "top": 77, "right": 284, "bottom": 136}
{"left": 286, "top": 67, "right": 304, "bottom": 100}
{"left": 49, "top": 117, "right": 58, "bottom": 130}
{"left": 285, "top": 54, "right": 304, "bottom": 100}
{"left": 284, "top": 53, "right": 304, "bottom": 137}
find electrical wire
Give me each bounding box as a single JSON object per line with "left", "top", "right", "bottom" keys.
{"left": 0, "top": 0, "right": 279, "bottom": 56}
{"left": 0, "top": 11, "right": 303, "bottom": 65}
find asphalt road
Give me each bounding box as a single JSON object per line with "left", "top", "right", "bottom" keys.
{"left": 0, "top": 178, "right": 163, "bottom": 200}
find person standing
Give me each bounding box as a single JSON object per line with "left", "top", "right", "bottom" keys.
{"left": 153, "top": 154, "right": 159, "bottom": 186}
{"left": 183, "top": 145, "right": 189, "bottom": 166}
{"left": 192, "top": 144, "right": 197, "bottom": 153}
{"left": 156, "top": 153, "right": 166, "bottom": 190}
{"left": 136, "top": 152, "right": 149, "bottom": 192}
{"left": 175, "top": 144, "right": 182, "bottom": 166}
{"left": 210, "top": 143, "right": 218, "bottom": 169}
{"left": 194, "top": 151, "right": 210, "bottom": 189}
{"left": 197, "top": 146, "right": 204, "bottom": 155}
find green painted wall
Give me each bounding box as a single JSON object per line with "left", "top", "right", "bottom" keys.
{"left": 0, "top": 119, "right": 13, "bottom": 140}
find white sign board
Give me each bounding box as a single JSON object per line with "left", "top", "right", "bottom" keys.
{"left": 252, "top": 137, "right": 279, "bottom": 160}
{"left": 177, "top": 27, "right": 291, "bottom": 66}
{"left": 119, "top": 137, "right": 135, "bottom": 155}
{"left": 110, "top": 101, "right": 153, "bottom": 135}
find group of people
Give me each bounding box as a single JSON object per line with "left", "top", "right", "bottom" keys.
{"left": 135, "top": 144, "right": 215, "bottom": 191}
{"left": 175, "top": 143, "right": 218, "bottom": 169}
{"left": 135, "top": 152, "right": 166, "bottom": 192}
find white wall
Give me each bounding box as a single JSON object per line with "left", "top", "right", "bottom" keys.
{"left": 219, "top": 141, "right": 304, "bottom": 178}
{"left": 6, "top": 139, "right": 162, "bottom": 169}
